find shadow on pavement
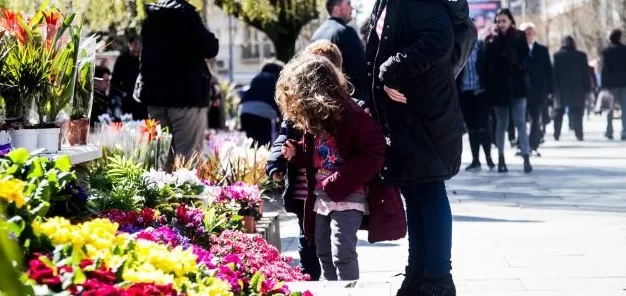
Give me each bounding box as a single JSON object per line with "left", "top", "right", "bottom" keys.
{"left": 453, "top": 215, "right": 542, "bottom": 223}
{"left": 449, "top": 164, "right": 626, "bottom": 213}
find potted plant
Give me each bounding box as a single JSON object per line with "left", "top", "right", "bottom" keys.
{"left": 68, "top": 35, "right": 97, "bottom": 146}
{"left": 39, "top": 10, "right": 80, "bottom": 153}
{"left": 0, "top": 9, "right": 53, "bottom": 151}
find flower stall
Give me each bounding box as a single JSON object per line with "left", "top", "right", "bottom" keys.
{"left": 0, "top": 142, "right": 312, "bottom": 296}
{"left": 0, "top": 4, "right": 311, "bottom": 296}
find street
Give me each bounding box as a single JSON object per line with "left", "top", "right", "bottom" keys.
{"left": 280, "top": 115, "right": 626, "bottom": 295}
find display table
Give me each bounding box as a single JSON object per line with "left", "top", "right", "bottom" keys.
{"left": 41, "top": 145, "right": 102, "bottom": 188}
{"left": 41, "top": 144, "right": 102, "bottom": 165}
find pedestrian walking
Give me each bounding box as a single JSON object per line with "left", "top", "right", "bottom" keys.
{"left": 364, "top": 0, "right": 476, "bottom": 292}
{"left": 457, "top": 35, "right": 495, "bottom": 171}
{"left": 520, "top": 22, "right": 553, "bottom": 156}
{"left": 139, "top": 0, "right": 219, "bottom": 170}
{"left": 600, "top": 29, "right": 626, "bottom": 140}
{"left": 311, "top": 0, "right": 368, "bottom": 102}
{"left": 483, "top": 9, "right": 532, "bottom": 173}
{"left": 553, "top": 36, "right": 591, "bottom": 141}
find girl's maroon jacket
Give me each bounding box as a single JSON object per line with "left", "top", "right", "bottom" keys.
{"left": 289, "top": 101, "right": 407, "bottom": 243}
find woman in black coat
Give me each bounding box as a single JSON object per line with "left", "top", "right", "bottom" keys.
{"left": 483, "top": 9, "right": 532, "bottom": 173}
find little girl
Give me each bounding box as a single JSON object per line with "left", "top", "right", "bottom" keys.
{"left": 276, "top": 55, "right": 386, "bottom": 281}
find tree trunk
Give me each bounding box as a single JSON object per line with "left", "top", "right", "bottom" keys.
{"left": 271, "top": 33, "right": 298, "bottom": 63}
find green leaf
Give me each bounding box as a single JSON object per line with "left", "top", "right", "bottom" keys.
{"left": 73, "top": 266, "right": 86, "bottom": 284}
{"left": 6, "top": 149, "right": 30, "bottom": 166}
{"left": 29, "top": 200, "right": 50, "bottom": 218}
{"left": 26, "top": 158, "right": 46, "bottom": 179}
{"left": 54, "top": 156, "right": 72, "bottom": 172}
{"left": 5, "top": 216, "right": 25, "bottom": 237}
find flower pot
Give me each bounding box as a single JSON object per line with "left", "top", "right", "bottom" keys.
{"left": 67, "top": 118, "right": 90, "bottom": 146}
{"left": 258, "top": 199, "right": 265, "bottom": 215}
{"left": 37, "top": 128, "right": 61, "bottom": 153}
{"left": 9, "top": 129, "right": 38, "bottom": 152}
{"left": 243, "top": 215, "right": 257, "bottom": 233}
{"left": 0, "top": 131, "right": 10, "bottom": 155}
{"left": 0, "top": 130, "right": 9, "bottom": 146}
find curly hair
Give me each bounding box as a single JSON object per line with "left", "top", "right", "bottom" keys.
{"left": 275, "top": 55, "right": 352, "bottom": 136}
{"left": 304, "top": 40, "right": 343, "bottom": 68}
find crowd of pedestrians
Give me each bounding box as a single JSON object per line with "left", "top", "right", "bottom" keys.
{"left": 90, "top": 0, "right": 626, "bottom": 295}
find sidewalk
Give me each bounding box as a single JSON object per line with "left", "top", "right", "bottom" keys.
{"left": 278, "top": 115, "right": 626, "bottom": 295}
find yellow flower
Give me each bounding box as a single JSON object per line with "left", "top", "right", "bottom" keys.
{"left": 194, "top": 279, "right": 233, "bottom": 296}
{"left": 123, "top": 264, "right": 175, "bottom": 285}
{"left": 0, "top": 178, "right": 26, "bottom": 208}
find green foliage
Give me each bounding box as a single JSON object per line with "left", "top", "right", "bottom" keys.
{"left": 0, "top": 149, "right": 79, "bottom": 254}
{"left": 214, "top": 0, "right": 319, "bottom": 61}
{"left": 0, "top": 213, "right": 34, "bottom": 296}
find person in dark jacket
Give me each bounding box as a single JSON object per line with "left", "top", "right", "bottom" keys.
{"left": 457, "top": 36, "right": 495, "bottom": 171}
{"left": 553, "top": 36, "right": 591, "bottom": 141}
{"left": 92, "top": 66, "right": 113, "bottom": 127}
{"left": 520, "top": 22, "right": 553, "bottom": 155}
{"left": 601, "top": 29, "right": 626, "bottom": 140}
{"left": 140, "top": 0, "right": 219, "bottom": 170}
{"left": 239, "top": 61, "right": 284, "bottom": 146}
{"left": 111, "top": 36, "right": 148, "bottom": 120}
{"left": 483, "top": 9, "right": 532, "bottom": 173}
{"left": 311, "top": 0, "right": 368, "bottom": 103}
{"left": 365, "top": 0, "right": 476, "bottom": 292}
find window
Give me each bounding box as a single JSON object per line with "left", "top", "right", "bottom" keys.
{"left": 240, "top": 26, "right": 275, "bottom": 60}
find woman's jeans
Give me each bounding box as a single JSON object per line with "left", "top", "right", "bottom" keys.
{"left": 495, "top": 98, "right": 530, "bottom": 156}
{"left": 401, "top": 181, "right": 452, "bottom": 279}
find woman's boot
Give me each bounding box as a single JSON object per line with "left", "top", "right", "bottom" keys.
{"left": 396, "top": 266, "right": 422, "bottom": 296}
{"left": 417, "top": 274, "right": 456, "bottom": 296}
{"left": 523, "top": 155, "right": 533, "bottom": 173}
{"left": 498, "top": 155, "right": 508, "bottom": 173}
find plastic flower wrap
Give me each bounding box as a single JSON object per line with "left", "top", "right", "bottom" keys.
{"left": 92, "top": 120, "right": 173, "bottom": 171}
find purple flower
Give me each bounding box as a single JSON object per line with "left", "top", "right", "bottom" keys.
{"left": 0, "top": 143, "right": 11, "bottom": 156}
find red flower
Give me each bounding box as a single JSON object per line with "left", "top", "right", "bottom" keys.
{"left": 121, "top": 283, "right": 177, "bottom": 296}
{"left": 303, "top": 291, "right": 314, "bottom": 296}
{"left": 27, "top": 256, "right": 63, "bottom": 287}
{"left": 79, "top": 279, "right": 121, "bottom": 296}
{"left": 140, "top": 119, "right": 159, "bottom": 142}
{"left": 42, "top": 10, "right": 60, "bottom": 48}
{"left": 0, "top": 9, "right": 20, "bottom": 31}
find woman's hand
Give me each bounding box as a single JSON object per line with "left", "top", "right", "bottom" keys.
{"left": 384, "top": 86, "right": 407, "bottom": 104}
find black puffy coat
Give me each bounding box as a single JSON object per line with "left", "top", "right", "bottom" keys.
{"left": 482, "top": 28, "right": 529, "bottom": 107}
{"left": 140, "top": 0, "right": 219, "bottom": 108}
{"left": 365, "top": 0, "right": 476, "bottom": 186}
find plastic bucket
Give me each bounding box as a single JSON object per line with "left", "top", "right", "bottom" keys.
{"left": 37, "top": 128, "right": 61, "bottom": 153}
{"left": 9, "top": 129, "right": 38, "bottom": 152}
